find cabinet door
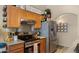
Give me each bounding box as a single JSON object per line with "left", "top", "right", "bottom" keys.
{"left": 9, "top": 48, "right": 24, "bottom": 53}
{"left": 22, "top": 10, "right": 28, "bottom": 20}
{"left": 7, "top": 6, "right": 20, "bottom": 28}
{"left": 34, "top": 15, "right": 43, "bottom": 29}
{"left": 26, "top": 11, "right": 36, "bottom": 20}
{"left": 34, "top": 20, "right": 41, "bottom": 29}
{"left": 8, "top": 43, "right": 24, "bottom": 53}
{"left": 40, "top": 38, "right": 46, "bottom": 53}
{"left": 18, "top": 8, "right": 25, "bottom": 22}
{"left": 40, "top": 15, "right": 44, "bottom": 21}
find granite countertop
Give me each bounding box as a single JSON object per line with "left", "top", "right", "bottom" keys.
{"left": 0, "top": 36, "right": 46, "bottom": 46}
{"left": 37, "top": 36, "right": 46, "bottom": 39}
{"left": 0, "top": 40, "right": 25, "bottom": 46}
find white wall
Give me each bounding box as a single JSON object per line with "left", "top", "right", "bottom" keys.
{"left": 49, "top": 6, "right": 79, "bottom": 52}
{"left": 55, "top": 14, "right": 77, "bottom": 47}
{"left": 0, "top": 5, "right": 3, "bottom": 30}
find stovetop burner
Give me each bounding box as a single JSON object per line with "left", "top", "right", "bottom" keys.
{"left": 18, "top": 34, "right": 34, "bottom": 42}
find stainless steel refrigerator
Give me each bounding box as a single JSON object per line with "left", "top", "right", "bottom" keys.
{"left": 40, "top": 21, "right": 58, "bottom": 53}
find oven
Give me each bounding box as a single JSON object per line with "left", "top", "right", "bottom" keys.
{"left": 18, "top": 34, "right": 40, "bottom": 53}
{"left": 24, "top": 40, "right": 40, "bottom": 53}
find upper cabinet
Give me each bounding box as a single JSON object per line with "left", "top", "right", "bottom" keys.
{"left": 26, "top": 11, "right": 36, "bottom": 20}
{"left": 34, "top": 15, "right": 44, "bottom": 29}
{"left": 7, "top": 6, "right": 20, "bottom": 28}
{"left": 21, "top": 9, "right": 27, "bottom": 20}
{"left": 7, "top": 6, "right": 44, "bottom": 28}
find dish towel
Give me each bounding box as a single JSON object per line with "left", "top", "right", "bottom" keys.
{"left": 0, "top": 47, "right": 6, "bottom": 53}
{"left": 34, "top": 43, "right": 38, "bottom": 53}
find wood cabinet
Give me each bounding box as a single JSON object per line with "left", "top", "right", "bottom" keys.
{"left": 6, "top": 39, "right": 46, "bottom": 53}
{"left": 7, "top": 6, "right": 20, "bottom": 28}
{"left": 7, "top": 6, "right": 44, "bottom": 28}
{"left": 26, "top": 11, "right": 35, "bottom": 20}
{"left": 34, "top": 20, "right": 41, "bottom": 29}
{"left": 7, "top": 6, "right": 29, "bottom": 28}
{"left": 40, "top": 38, "right": 46, "bottom": 53}
{"left": 21, "top": 10, "right": 27, "bottom": 20}
{"left": 7, "top": 43, "right": 24, "bottom": 53}
{"left": 34, "top": 15, "right": 44, "bottom": 29}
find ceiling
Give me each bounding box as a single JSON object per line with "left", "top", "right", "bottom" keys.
{"left": 31, "top": 5, "right": 50, "bottom": 11}
{"left": 31, "top": 5, "right": 79, "bottom": 11}
{"left": 31, "top": 5, "right": 79, "bottom": 19}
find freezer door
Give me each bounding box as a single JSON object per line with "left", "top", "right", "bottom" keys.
{"left": 49, "top": 21, "right": 57, "bottom": 41}
{"left": 49, "top": 21, "right": 58, "bottom": 52}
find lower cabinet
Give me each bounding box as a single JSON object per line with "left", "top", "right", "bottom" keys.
{"left": 7, "top": 43, "right": 24, "bottom": 53}
{"left": 7, "top": 39, "right": 46, "bottom": 53}
{"left": 40, "top": 38, "right": 46, "bottom": 53}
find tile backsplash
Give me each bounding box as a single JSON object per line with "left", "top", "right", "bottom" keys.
{"left": 18, "top": 25, "right": 32, "bottom": 32}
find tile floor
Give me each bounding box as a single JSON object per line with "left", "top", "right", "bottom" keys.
{"left": 55, "top": 45, "right": 68, "bottom": 53}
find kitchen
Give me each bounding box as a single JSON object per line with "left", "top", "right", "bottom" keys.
{"left": 0, "top": 5, "right": 78, "bottom": 53}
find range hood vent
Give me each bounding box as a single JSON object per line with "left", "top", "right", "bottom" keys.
{"left": 21, "top": 20, "right": 35, "bottom": 25}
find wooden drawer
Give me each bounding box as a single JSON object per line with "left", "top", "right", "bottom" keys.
{"left": 9, "top": 43, "right": 24, "bottom": 51}
{"left": 9, "top": 48, "right": 24, "bottom": 53}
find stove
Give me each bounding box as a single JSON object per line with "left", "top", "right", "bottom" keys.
{"left": 18, "top": 34, "right": 40, "bottom": 53}
{"left": 18, "top": 34, "right": 36, "bottom": 42}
